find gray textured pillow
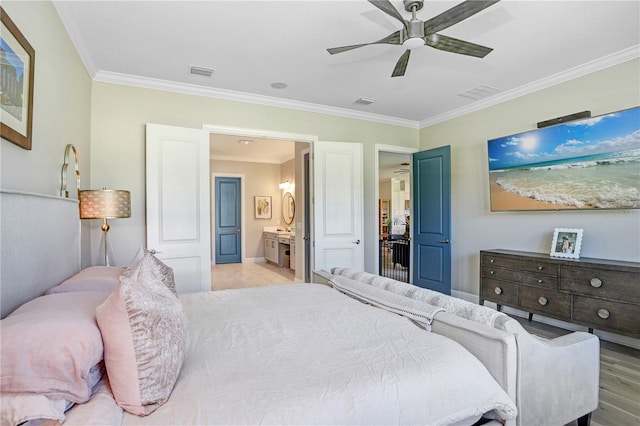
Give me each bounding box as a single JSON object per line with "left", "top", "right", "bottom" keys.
{"left": 96, "top": 254, "right": 186, "bottom": 416}
{"left": 123, "top": 250, "right": 176, "bottom": 295}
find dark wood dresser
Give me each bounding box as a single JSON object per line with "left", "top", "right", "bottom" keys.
{"left": 480, "top": 249, "right": 640, "bottom": 338}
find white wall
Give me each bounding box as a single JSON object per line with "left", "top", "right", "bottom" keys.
{"left": 89, "top": 82, "right": 419, "bottom": 267}
{"left": 0, "top": 1, "right": 92, "bottom": 266}
{"left": 419, "top": 59, "right": 640, "bottom": 296}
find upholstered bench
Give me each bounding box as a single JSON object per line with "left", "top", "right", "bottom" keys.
{"left": 315, "top": 268, "right": 600, "bottom": 426}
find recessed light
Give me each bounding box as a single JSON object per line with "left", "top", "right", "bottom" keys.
{"left": 270, "top": 82, "right": 288, "bottom": 89}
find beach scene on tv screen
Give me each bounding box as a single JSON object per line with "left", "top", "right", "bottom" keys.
{"left": 488, "top": 106, "right": 640, "bottom": 211}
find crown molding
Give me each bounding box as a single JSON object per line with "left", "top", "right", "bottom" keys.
{"left": 419, "top": 45, "right": 640, "bottom": 128}
{"left": 52, "top": 0, "right": 98, "bottom": 78}
{"left": 93, "top": 71, "right": 420, "bottom": 129}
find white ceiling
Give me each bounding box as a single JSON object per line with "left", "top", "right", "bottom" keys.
{"left": 210, "top": 134, "right": 296, "bottom": 164}
{"left": 53, "top": 0, "right": 639, "bottom": 163}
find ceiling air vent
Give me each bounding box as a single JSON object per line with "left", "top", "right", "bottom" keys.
{"left": 189, "top": 65, "right": 214, "bottom": 77}
{"left": 457, "top": 85, "right": 501, "bottom": 100}
{"left": 354, "top": 97, "right": 377, "bottom": 106}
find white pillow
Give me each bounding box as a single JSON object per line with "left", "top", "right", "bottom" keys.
{"left": 0, "top": 393, "right": 69, "bottom": 426}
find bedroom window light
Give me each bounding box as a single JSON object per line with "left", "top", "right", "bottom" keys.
{"left": 79, "top": 188, "right": 131, "bottom": 266}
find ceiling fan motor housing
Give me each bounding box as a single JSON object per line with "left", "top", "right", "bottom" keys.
{"left": 403, "top": 0, "right": 424, "bottom": 13}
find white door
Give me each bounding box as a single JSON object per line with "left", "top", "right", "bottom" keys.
{"left": 146, "top": 123, "right": 211, "bottom": 293}
{"left": 313, "top": 141, "right": 364, "bottom": 271}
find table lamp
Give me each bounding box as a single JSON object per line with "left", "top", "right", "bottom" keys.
{"left": 79, "top": 188, "right": 131, "bottom": 266}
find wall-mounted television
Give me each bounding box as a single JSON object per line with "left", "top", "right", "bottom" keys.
{"left": 487, "top": 106, "right": 640, "bottom": 211}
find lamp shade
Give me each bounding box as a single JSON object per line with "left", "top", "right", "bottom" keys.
{"left": 79, "top": 189, "right": 131, "bottom": 219}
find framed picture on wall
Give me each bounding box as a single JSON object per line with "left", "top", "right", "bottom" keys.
{"left": 550, "top": 228, "right": 583, "bottom": 259}
{"left": 1, "top": 7, "right": 35, "bottom": 150}
{"left": 255, "top": 196, "right": 272, "bottom": 219}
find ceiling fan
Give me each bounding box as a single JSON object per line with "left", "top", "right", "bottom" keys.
{"left": 327, "top": 0, "right": 500, "bottom": 77}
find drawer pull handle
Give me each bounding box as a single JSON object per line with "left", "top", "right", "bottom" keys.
{"left": 538, "top": 296, "right": 548, "bottom": 306}
{"left": 490, "top": 270, "right": 495, "bottom": 275}
{"left": 538, "top": 266, "right": 544, "bottom": 270}
{"left": 597, "top": 309, "right": 610, "bottom": 320}
{"left": 494, "top": 287, "right": 503, "bottom": 295}
{"left": 538, "top": 279, "right": 543, "bottom": 284}
{"left": 590, "top": 278, "right": 603, "bottom": 288}
{"left": 490, "top": 259, "right": 495, "bottom": 263}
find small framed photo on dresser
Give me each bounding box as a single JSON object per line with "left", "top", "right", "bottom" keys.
{"left": 550, "top": 228, "right": 583, "bottom": 259}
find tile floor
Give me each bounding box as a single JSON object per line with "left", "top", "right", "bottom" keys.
{"left": 211, "top": 261, "right": 296, "bottom": 290}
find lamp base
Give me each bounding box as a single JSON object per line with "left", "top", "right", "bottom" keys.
{"left": 97, "top": 223, "right": 116, "bottom": 266}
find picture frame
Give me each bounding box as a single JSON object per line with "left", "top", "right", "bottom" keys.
{"left": 1, "top": 7, "right": 35, "bottom": 150}
{"left": 254, "top": 196, "right": 272, "bottom": 219}
{"left": 550, "top": 228, "right": 583, "bottom": 259}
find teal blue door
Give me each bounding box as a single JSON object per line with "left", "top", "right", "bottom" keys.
{"left": 412, "top": 146, "right": 451, "bottom": 294}
{"left": 215, "top": 177, "right": 241, "bottom": 264}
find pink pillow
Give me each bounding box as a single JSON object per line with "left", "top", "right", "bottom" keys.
{"left": 47, "top": 266, "right": 124, "bottom": 294}
{"left": 96, "top": 254, "right": 186, "bottom": 416}
{"left": 0, "top": 292, "right": 107, "bottom": 403}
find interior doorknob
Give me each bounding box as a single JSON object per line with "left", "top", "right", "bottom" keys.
{"left": 353, "top": 239, "right": 361, "bottom": 244}
{"left": 439, "top": 239, "right": 451, "bottom": 243}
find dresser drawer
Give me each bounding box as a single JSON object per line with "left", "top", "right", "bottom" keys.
{"left": 482, "top": 265, "right": 556, "bottom": 289}
{"left": 573, "top": 295, "right": 640, "bottom": 338}
{"left": 520, "top": 286, "right": 571, "bottom": 319}
{"left": 481, "top": 254, "right": 558, "bottom": 275}
{"left": 560, "top": 266, "right": 640, "bottom": 304}
{"left": 481, "top": 278, "right": 519, "bottom": 306}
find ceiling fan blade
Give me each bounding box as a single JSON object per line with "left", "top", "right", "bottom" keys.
{"left": 391, "top": 49, "right": 411, "bottom": 77}
{"left": 327, "top": 30, "right": 402, "bottom": 55}
{"left": 424, "top": 0, "right": 500, "bottom": 35}
{"left": 368, "top": 0, "right": 407, "bottom": 28}
{"left": 425, "top": 33, "right": 493, "bottom": 58}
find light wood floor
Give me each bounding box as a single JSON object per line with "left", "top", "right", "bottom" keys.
{"left": 211, "top": 261, "right": 295, "bottom": 290}
{"left": 517, "top": 317, "right": 640, "bottom": 426}
{"left": 209, "top": 264, "right": 639, "bottom": 426}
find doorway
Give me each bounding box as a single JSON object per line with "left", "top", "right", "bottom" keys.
{"left": 206, "top": 125, "right": 316, "bottom": 283}
{"left": 374, "top": 145, "right": 417, "bottom": 281}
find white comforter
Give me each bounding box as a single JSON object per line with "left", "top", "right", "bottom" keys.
{"left": 65, "top": 283, "right": 516, "bottom": 425}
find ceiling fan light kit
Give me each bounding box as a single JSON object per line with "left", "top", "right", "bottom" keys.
{"left": 328, "top": 0, "right": 500, "bottom": 77}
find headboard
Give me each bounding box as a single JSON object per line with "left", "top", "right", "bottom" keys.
{"left": 1, "top": 190, "right": 81, "bottom": 318}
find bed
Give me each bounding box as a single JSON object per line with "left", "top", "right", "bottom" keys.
{"left": 0, "top": 191, "right": 517, "bottom": 426}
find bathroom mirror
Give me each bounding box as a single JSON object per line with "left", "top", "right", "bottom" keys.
{"left": 282, "top": 192, "right": 295, "bottom": 225}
